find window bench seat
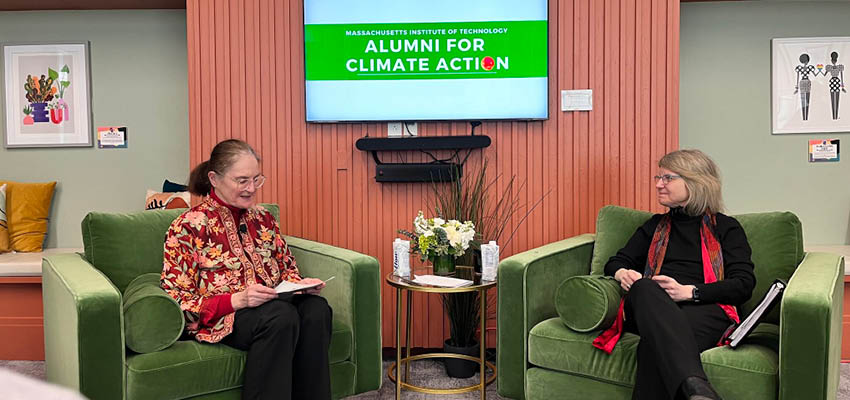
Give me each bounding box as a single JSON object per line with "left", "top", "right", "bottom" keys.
{"left": 0, "top": 249, "right": 81, "bottom": 360}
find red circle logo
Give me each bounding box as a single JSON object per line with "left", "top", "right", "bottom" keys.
{"left": 482, "top": 56, "right": 495, "bottom": 71}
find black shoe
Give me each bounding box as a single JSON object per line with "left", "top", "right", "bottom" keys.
{"left": 680, "top": 376, "right": 722, "bottom": 400}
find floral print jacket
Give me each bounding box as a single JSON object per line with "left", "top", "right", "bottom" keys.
{"left": 161, "top": 196, "right": 300, "bottom": 343}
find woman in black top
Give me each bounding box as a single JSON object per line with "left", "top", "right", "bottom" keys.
{"left": 604, "top": 149, "right": 755, "bottom": 400}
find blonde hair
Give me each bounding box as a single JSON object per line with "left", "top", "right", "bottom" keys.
{"left": 658, "top": 149, "right": 724, "bottom": 216}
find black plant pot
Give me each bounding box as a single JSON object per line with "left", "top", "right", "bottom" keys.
{"left": 443, "top": 339, "right": 480, "bottom": 378}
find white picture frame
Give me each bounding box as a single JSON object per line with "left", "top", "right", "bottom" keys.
{"left": 772, "top": 37, "right": 850, "bottom": 134}
{"left": 1, "top": 42, "right": 93, "bottom": 148}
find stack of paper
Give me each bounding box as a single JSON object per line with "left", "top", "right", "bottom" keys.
{"left": 411, "top": 274, "right": 474, "bottom": 288}
{"left": 274, "top": 276, "right": 335, "bottom": 293}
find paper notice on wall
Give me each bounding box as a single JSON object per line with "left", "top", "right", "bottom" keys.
{"left": 97, "top": 126, "right": 127, "bottom": 148}
{"left": 808, "top": 139, "right": 839, "bottom": 162}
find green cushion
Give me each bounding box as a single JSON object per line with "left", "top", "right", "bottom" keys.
{"left": 83, "top": 208, "right": 184, "bottom": 293}
{"left": 82, "top": 204, "right": 280, "bottom": 293}
{"left": 528, "top": 318, "right": 639, "bottom": 386}
{"left": 734, "top": 212, "right": 803, "bottom": 323}
{"left": 590, "top": 206, "right": 653, "bottom": 275}
{"left": 123, "top": 273, "right": 184, "bottom": 354}
{"left": 126, "top": 340, "right": 246, "bottom": 399}
{"left": 527, "top": 367, "right": 633, "bottom": 400}
{"left": 555, "top": 275, "right": 623, "bottom": 332}
{"left": 702, "top": 329, "right": 779, "bottom": 400}
{"left": 126, "top": 317, "right": 352, "bottom": 399}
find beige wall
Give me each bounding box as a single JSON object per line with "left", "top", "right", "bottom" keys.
{"left": 681, "top": 1, "right": 850, "bottom": 245}
{"left": 0, "top": 10, "right": 189, "bottom": 248}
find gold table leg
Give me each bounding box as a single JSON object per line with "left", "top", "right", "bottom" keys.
{"left": 480, "top": 289, "right": 486, "bottom": 399}
{"left": 405, "top": 290, "right": 412, "bottom": 383}
{"left": 396, "top": 287, "right": 402, "bottom": 400}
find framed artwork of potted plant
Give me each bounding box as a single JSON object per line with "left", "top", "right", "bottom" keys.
{"left": 1, "top": 42, "right": 93, "bottom": 148}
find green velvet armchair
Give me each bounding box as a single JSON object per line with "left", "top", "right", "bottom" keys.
{"left": 497, "top": 205, "right": 844, "bottom": 400}
{"left": 42, "top": 205, "right": 382, "bottom": 400}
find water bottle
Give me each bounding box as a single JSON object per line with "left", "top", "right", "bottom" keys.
{"left": 392, "top": 238, "right": 400, "bottom": 275}
{"left": 481, "top": 241, "right": 499, "bottom": 281}
{"left": 393, "top": 239, "right": 411, "bottom": 278}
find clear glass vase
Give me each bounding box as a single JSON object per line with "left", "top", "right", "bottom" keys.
{"left": 431, "top": 254, "right": 456, "bottom": 276}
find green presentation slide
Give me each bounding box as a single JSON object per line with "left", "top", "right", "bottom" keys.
{"left": 305, "top": 21, "right": 547, "bottom": 81}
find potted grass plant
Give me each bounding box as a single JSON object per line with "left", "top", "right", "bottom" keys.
{"left": 427, "top": 158, "right": 545, "bottom": 378}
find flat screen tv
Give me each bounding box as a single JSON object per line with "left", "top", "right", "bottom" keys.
{"left": 303, "top": 0, "right": 548, "bottom": 122}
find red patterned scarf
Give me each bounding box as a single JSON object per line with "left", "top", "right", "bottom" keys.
{"left": 592, "top": 213, "right": 740, "bottom": 354}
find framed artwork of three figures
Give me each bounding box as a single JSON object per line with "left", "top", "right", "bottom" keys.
{"left": 773, "top": 37, "right": 850, "bottom": 134}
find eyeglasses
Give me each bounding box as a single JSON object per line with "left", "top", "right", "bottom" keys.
{"left": 218, "top": 173, "right": 266, "bottom": 190}
{"left": 653, "top": 174, "right": 682, "bottom": 184}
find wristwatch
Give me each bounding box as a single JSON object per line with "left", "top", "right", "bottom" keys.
{"left": 692, "top": 286, "right": 701, "bottom": 303}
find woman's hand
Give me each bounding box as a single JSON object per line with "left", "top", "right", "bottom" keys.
{"left": 651, "top": 275, "right": 694, "bottom": 302}
{"left": 231, "top": 284, "right": 278, "bottom": 310}
{"left": 297, "top": 278, "right": 325, "bottom": 295}
{"left": 614, "top": 268, "right": 642, "bottom": 292}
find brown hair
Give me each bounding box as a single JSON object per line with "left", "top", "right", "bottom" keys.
{"left": 188, "top": 139, "right": 260, "bottom": 196}
{"left": 658, "top": 149, "right": 724, "bottom": 216}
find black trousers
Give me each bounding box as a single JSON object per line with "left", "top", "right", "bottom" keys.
{"left": 624, "top": 278, "right": 731, "bottom": 400}
{"left": 222, "top": 295, "right": 333, "bottom": 400}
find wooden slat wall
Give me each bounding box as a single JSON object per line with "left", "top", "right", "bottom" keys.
{"left": 186, "top": 0, "right": 679, "bottom": 349}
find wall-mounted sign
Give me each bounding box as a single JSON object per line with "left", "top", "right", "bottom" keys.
{"left": 561, "top": 89, "right": 593, "bottom": 111}
{"left": 808, "top": 139, "right": 839, "bottom": 162}
{"left": 97, "top": 126, "right": 127, "bottom": 148}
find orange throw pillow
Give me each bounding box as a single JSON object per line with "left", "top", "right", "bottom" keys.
{"left": 0, "top": 184, "right": 9, "bottom": 253}
{"left": 145, "top": 190, "right": 190, "bottom": 210}
{"left": 1, "top": 181, "right": 56, "bottom": 252}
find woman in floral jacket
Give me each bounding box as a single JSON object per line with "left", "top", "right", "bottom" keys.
{"left": 161, "top": 139, "right": 331, "bottom": 400}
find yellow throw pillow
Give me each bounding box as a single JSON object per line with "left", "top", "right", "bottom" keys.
{"left": 0, "top": 184, "right": 9, "bottom": 253}
{"left": 1, "top": 181, "right": 56, "bottom": 252}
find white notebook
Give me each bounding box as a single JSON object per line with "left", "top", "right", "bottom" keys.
{"left": 727, "top": 279, "right": 786, "bottom": 348}
{"left": 411, "top": 274, "right": 473, "bottom": 288}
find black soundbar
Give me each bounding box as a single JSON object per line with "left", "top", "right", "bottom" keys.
{"left": 355, "top": 136, "right": 490, "bottom": 151}
{"left": 375, "top": 163, "right": 462, "bottom": 183}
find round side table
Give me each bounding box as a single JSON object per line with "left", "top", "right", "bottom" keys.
{"left": 385, "top": 266, "right": 497, "bottom": 399}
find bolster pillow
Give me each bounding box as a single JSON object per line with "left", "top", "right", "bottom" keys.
{"left": 123, "top": 273, "right": 184, "bottom": 353}
{"left": 555, "top": 275, "right": 623, "bottom": 332}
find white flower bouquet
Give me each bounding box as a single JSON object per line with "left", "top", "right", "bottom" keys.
{"left": 400, "top": 211, "right": 476, "bottom": 262}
